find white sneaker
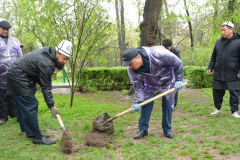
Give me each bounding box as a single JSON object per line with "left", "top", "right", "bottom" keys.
{"left": 231, "top": 112, "right": 240, "bottom": 118}
{"left": 211, "top": 108, "right": 221, "bottom": 115}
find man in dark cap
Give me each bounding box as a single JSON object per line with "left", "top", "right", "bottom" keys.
{"left": 122, "top": 46, "right": 183, "bottom": 139}
{"left": 0, "top": 19, "right": 22, "bottom": 125}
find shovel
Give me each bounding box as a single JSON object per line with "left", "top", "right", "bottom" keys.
{"left": 56, "top": 114, "right": 73, "bottom": 154}
{"left": 92, "top": 82, "right": 188, "bottom": 132}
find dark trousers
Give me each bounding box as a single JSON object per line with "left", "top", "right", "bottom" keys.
{"left": 13, "top": 96, "right": 41, "bottom": 137}
{"left": 174, "top": 91, "right": 178, "bottom": 107}
{"left": 213, "top": 89, "right": 239, "bottom": 112}
{"left": 138, "top": 96, "right": 173, "bottom": 133}
{"left": 0, "top": 94, "right": 17, "bottom": 120}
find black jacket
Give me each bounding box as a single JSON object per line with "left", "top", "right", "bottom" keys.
{"left": 7, "top": 47, "right": 57, "bottom": 108}
{"left": 171, "top": 46, "right": 180, "bottom": 58}
{"left": 208, "top": 33, "right": 240, "bottom": 82}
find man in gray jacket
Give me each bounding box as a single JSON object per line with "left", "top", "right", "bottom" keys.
{"left": 7, "top": 40, "right": 73, "bottom": 145}
{"left": 162, "top": 39, "right": 181, "bottom": 110}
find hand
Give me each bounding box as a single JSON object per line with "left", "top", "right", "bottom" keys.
{"left": 51, "top": 107, "right": 60, "bottom": 118}
{"left": 207, "top": 69, "right": 211, "bottom": 75}
{"left": 132, "top": 103, "right": 141, "bottom": 112}
{"left": 175, "top": 81, "right": 183, "bottom": 90}
{"left": 237, "top": 73, "right": 240, "bottom": 79}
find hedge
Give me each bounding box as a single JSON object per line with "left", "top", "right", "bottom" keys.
{"left": 77, "top": 67, "right": 131, "bottom": 91}
{"left": 72, "top": 66, "right": 214, "bottom": 91}
{"left": 184, "top": 66, "right": 213, "bottom": 88}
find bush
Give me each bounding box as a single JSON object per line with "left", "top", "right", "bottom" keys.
{"left": 78, "top": 67, "right": 131, "bottom": 91}
{"left": 184, "top": 66, "right": 213, "bottom": 88}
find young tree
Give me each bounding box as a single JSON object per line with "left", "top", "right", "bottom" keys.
{"left": 10, "top": 0, "right": 116, "bottom": 107}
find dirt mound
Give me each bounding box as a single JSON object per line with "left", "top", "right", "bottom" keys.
{"left": 85, "top": 113, "right": 114, "bottom": 147}
{"left": 62, "top": 130, "right": 73, "bottom": 154}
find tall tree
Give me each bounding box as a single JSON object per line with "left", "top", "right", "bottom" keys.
{"left": 163, "top": 0, "right": 173, "bottom": 40}
{"left": 183, "top": 0, "right": 194, "bottom": 49}
{"left": 114, "top": 0, "right": 126, "bottom": 65}
{"left": 140, "top": 0, "right": 162, "bottom": 46}
{"left": 115, "top": 0, "right": 123, "bottom": 64}
{"left": 120, "top": 0, "right": 126, "bottom": 53}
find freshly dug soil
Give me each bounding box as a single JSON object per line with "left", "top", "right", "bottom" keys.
{"left": 85, "top": 112, "right": 114, "bottom": 147}
{"left": 61, "top": 130, "right": 73, "bottom": 154}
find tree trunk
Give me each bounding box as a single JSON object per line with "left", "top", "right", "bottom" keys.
{"left": 115, "top": 0, "right": 123, "bottom": 64}
{"left": 140, "top": 0, "right": 162, "bottom": 47}
{"left": 120, "top": 0, "right": 126, "bottom": 52}
{"left": 183, "top": 0, "right": 194, "bottom": 49}
{"left": 164, "top": 0, "right": 172, "bottom": 40}
{"left": 228, "top": 0, "right": 235, "bottom": 22}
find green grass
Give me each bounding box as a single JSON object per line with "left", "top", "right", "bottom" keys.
{"left": 1, "top": 88, "right": 240, "bottom": 159}
{"left": 52, "top": 76, "right": 66, "bottom": 83}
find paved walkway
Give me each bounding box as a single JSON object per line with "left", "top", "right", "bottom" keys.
{"left": 52, "top": 83, "right": 73, "bottom": 88}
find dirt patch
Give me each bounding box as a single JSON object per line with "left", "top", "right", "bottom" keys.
{"left": 85, "top": 112, "right": 114, "bottom": 147}
{"left": 61, "top": 130, "right": 73, "bottom": 154}
{"left": 47, "top": 129, "right": 79, "bottom": 153}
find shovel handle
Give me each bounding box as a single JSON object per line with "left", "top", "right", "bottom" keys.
{"left": 56, "top": 114, "right": 66, "bottom": 131}
{"left": 106, "top": 82, "right": 188, "bottom": 122}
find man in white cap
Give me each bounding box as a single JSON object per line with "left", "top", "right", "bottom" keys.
{"left": 7, "top": 40, "right": 73, "bottom": 145}
{"left": 207, "top": 22, "right": 240, "bottom": 118}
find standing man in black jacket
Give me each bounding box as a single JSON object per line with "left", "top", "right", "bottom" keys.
{"left": 207, "top": 22, "right": 240, "bottom": 118}
{"left": 162, "top": 39, "right": 181, "bottom": 110}
{"left": 7, "top": 40, "right": 73, "bottom": 145}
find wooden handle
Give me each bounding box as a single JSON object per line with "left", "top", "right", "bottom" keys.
{"left": 106, "top": 82, "right": 188, "bottom": 121}
{"left": 56, "top": 114, "right": 66, "bottom": 131}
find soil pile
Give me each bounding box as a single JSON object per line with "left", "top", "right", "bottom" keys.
{"left": 85, "top": 113, "right": 114, "bottom": 147}
{"left": 61, "top": 130, "right": 73, "bottom": 154}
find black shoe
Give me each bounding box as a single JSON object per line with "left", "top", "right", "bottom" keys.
{"left": 0, "top": 119, "right": 6, "bottom": 125}
{"left": 41, "top": 134, "right": 49, "bottom": 138}
{"left": 33, "top": 136, "right": 56, "bottom": 145}
{"left": 133, "top": 130, "right": 148, "bottom": 139}
{"left": 28, "top": 134, "right": 49, "bottom": 138}
{"left": 164, "top": 131, "right": 174, "bottom": 139}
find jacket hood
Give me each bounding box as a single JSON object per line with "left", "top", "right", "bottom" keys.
{"left": 231, "top": 33, "right": 240, "bottom": 40}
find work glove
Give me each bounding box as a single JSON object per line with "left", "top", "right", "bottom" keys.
{"left": 175, "top": 81, "right": 183, "bottom": 90}
{"left": 51, "top": 107, "right": 60, "bottom": 118}
{"left": 132, "top": 103, "right": 141, "bottom": 112}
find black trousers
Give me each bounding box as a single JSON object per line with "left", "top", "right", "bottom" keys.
{"left": 13, "top": 96, "right": 41, "bottom": 137}
{"left": 213, "top": 89, "right": 239, "bottom": 112}
{"left": 0, "top": 94, "right": 17, "bottom": 120}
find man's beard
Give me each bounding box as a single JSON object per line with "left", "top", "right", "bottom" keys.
{"left": 56, "top": 61, "right": 64, "bottom": 70}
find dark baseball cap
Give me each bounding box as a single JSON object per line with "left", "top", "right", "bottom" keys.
{"left": 122, "top": 48, "right": 139, "bottom": 66}
{"left": 0, "top": 20, "right": 11, "bottom": 29}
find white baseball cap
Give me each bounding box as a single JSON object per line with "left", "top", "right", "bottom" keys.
{"left": 222, "top": 21, "right": 234, "bottom": 28}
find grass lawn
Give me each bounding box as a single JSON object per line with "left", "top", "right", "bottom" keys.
{"left": 1, "top": 87, "right": 240, "bottom": 160}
